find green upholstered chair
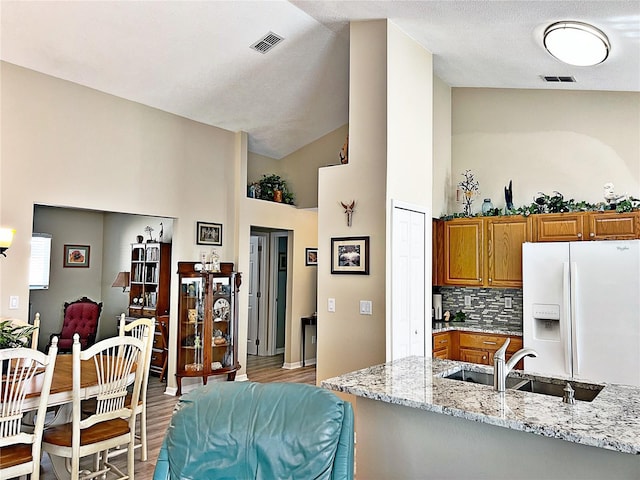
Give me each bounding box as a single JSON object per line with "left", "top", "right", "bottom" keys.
{"left": 153, "top": 381, "right": 354, "bottom": 480}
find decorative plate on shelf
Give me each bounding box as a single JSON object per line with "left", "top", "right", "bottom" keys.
{"left": 213, "top": 298, "right": 230, "bottom": 321}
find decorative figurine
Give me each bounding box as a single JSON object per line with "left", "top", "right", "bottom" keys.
{"left": 504, "top": 180, "right": 514, "bottom": 210}
{"left": 341, "top": 200, "right": 356, "bottom": 227}
{"left": 457, "top": 170, "right": 480, "bottom": 216}
{"left": 603, "top": 182, "right": 629, "bottom": 206}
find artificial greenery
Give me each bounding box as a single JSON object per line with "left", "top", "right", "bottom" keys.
{"left": 255, "top": 174, "right": 295, "bottom": 205}
{"left": 0, "top": 319, "right": 37, "bottom": 349}
{"left": 440, "top": 190, "right": 640, "bottom": 221}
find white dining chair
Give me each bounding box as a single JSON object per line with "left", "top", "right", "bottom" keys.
{"left": 41, "top": 332, "right": 146, "bottom": 480}
{"left": 113, "top": 313, "right": 155, "bottom": 462}
{"left": 0, "top": 336, "right": 58, "bottom": 480}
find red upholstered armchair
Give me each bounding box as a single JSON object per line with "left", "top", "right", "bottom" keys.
{"left": 47, "top": 297, "right": 102, "bottom": 353}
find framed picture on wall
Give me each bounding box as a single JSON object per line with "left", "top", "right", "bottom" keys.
{"left": 305, "top": 248, "right": 318, "bottom": 266}
{"left": 331, "top": 236, "right": 369, "bottom": 275}
{"left": 196, "top": 221, "right": 222, "bottom": 246}
{"left": 63, "top": 244, "right": 90, "bottom": 268}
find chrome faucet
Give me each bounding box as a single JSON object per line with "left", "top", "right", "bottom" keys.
{"left": 493, "top": 338, "right": 538, "bottom": 392}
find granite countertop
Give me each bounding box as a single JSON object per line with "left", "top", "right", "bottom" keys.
{"left": 432, "top": 321, "right": 522, "bottom": 336}
{"left": 322, "top": 356, "right": 640, "bottom": 455}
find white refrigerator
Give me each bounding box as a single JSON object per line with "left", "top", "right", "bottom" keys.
{"left": 522, "top": 240, "right": 640, "bottom": 387}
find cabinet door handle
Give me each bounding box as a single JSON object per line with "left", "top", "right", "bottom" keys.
{"left": 488, "top": 278, "right": 492, "bottom": 282}
{"left": 482, "top": 355, "right": 487, "bottom": 360}
{"left": 478, "top": 277, "right": 482, "bottom": 282}
{"left": 577, "top": 233, "right": 582, "bottom": 238}
{"left": 590, "top": 232, "right": 595, "bottom": 237}
{"left": 483, "top": 341, "right": 497, "bottom": 345}
{"left": 439, "top": 340, "right": 448, "bottom": 344}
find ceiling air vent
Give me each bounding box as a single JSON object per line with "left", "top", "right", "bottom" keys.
{"left": 542, "top": 75, "right": 576, "bottom": 83}
{"left": 250, "top": 32, "right": 284, "bottom": 54}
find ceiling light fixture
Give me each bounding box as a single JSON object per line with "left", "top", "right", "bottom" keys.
{"left": 543, "top": 21, "right": 610, "bottom": 67}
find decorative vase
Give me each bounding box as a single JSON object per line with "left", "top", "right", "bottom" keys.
{"left": 273, "top": 190, "right": 283, "bottom": 203}
{"left": 482, "top": 198, "right": 493, "bottom": 215}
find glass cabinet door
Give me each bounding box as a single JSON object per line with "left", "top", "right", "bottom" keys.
{"left": 209, "top": 276, "right": 234, "bottom": 371}
{"left": 178, "top": 276, "right": 205, "bottom": 373}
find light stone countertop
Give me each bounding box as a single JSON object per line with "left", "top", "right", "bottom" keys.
{"left": 321, "top": 356, "right": 640, "bottom": 455}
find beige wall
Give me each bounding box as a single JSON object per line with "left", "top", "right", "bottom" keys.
{"left": 247, "top": 123, "right": 350, "bottom": 209}
{"left": 317, "top": 20, "right": 433, "bottom": 384}
{"left": 432, "top": 76, "right": 452, "bottom": 216}
{"left": 452, "top": 88, "right": 640, "bottom": 214}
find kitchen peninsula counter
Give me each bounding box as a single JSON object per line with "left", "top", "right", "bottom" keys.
{"left": 322, "top": 356, "right": 640, "bottom": 479}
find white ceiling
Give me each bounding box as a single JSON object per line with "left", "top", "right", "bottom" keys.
{"left": 1, "top": 1, "right": 638, "bottom": 159}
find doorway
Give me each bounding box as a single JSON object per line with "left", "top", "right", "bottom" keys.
{"left": 247, "top": 229, "right": 288, "bottom": 358}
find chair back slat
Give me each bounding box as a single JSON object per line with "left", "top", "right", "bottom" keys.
{"left": 0, "top": 337, "right": 58, "bottom": 479}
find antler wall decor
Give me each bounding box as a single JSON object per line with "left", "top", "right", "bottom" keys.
{"left": 341, "top": 200, "right": 356, "bottom": 227}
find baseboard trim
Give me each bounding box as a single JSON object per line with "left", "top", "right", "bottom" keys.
{"left": 282, "top": 361, "right": 302, "bottom": 370}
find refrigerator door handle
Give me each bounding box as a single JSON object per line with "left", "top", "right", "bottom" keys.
{"left": 562, "top": 262, "right": 572, "bottom": 376}
{"left": 570, "top": 261, "right": 579, "bottom": 377}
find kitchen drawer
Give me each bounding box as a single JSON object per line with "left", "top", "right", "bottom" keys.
{"left": 459, "top": 333, "right": 521, "bottom": 353}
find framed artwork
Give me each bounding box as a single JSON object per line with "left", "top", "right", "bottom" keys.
{"left": 278, "top": 253, "right": 287, "bottom": 271}
{"left": 305, "top": 248, "right": 318, "bottom": 266}
{"left": 63, "top": 244, "right": 90, "bottom": 268}
{"left": 331, "top": 236, "right": 369, "bottom": 275}
{"left": 196, "top": 222, "right": 222, "bottom": 246}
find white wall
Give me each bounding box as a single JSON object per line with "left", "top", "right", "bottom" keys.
{"left": 432, "top": 76, "right": 452, "bottom": 216}
{"left": 452, "top": 88, "right": 640, "bottom": 214}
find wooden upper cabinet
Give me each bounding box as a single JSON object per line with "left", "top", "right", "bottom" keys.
{"left": 533, "top": 213, "right": 586, "bottom": 242}
{"left": 485, "top": 216, "right": 532, "bottom": 288}
{"left": 432, "top": 219, "right": 444, "bottom": 286}
{"left": 443, "top": 218, "right": 483, "bottom": 286}
{"left": 535, "top": 211, "right": 639, "bottom": 242}
{"left": 587, "top": 211, "right": 639, "bottom": 240}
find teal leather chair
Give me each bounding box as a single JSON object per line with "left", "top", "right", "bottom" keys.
{"left": 153, "top": 382, "right": 354, "bottom": 480}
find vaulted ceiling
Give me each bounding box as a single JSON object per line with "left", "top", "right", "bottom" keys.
{"left": 2, "top": 1, "right": 638, "bottom": 159}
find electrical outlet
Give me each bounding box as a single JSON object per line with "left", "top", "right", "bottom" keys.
{"left": 359, "top": 300, "right": 372, "bottom": 315}
{"left": 505, "top": 297, "right": 513, "bottom": 309}
{"left": 328, "top": 298, "right": 336, "bottom": 313}
{"left": 9, "top": 296, "right": 19, "bottom": 309}
{"left": 464, "top": 295, "right": 471, "bottom": 307}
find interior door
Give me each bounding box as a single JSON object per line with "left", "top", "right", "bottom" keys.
{"left": 247, "top": 236, "right": 260, "bottom": 356}
{"left": 391, "top": 203, "right": 426, "bottom": 360}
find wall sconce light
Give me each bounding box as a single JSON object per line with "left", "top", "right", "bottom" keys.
{"left": 543, "top": 21, "right": 610, "bottom": 66}
{"left": 0, "top": 228, "right": 15, "bottom": 257}
{"left": 112, "top": 271, "right": 130, "bottom": 292}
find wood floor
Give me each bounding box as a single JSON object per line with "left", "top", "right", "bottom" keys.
{"left": 39, "top": 354, "right": 316, "bottom": 479}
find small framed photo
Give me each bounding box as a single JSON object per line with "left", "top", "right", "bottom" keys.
{"left": 63, "top": 244, "right": 90, "bottom": 268}
{"left": 305, "top": 248, "right": 318, "bottom": 266}
{"left": 278, "top": 253, "right": 287, "bottom": 271}
{"left": 331, "top": 236, "right": 369, "bottom": 275}
{"left": 196, "top": 222, "right": 222, "bottom": 246}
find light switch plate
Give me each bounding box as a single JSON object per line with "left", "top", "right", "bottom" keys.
{"left": 505, "top": 297, "right": 512, "bottom": 309}
{"left": 9, "top": 296, "right": 19, "bottom": 309}
{"left": 464, "top": 295, "right": 471, "bottom": 307}
{"left": 328, "top": 298, "right": 336, "bottom": 312}
{"left": 359, "top": 300, "right": 372, "bottom": 315}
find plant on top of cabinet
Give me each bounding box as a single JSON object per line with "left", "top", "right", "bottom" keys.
{"left": 255, "top": 174, "right": 295, "bottom": 205}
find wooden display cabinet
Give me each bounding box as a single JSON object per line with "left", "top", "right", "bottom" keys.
{"left": 175, "top": 262, "right": 241, "bottom": 395}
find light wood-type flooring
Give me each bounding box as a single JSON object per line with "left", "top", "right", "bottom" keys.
{"left": 39, "top": 354, "right": 316, "bottom": 479}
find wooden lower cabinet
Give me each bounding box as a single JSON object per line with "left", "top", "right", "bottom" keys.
{"left": 432, "top": 331, "right": 458, "bottom": 359}
{"left": 458, "top": 332, "right": 524, "bottom": 369}
{"left": 433, "top": 330, "right": 524, "bottom": 370}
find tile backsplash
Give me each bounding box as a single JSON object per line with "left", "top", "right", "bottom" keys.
{"left": 434, "top": 286, "right": 523, "bottom": 330}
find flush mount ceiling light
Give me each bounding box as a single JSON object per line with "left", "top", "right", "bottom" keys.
{"left": 543, "top": 21, "right": 610, "bottom": 66}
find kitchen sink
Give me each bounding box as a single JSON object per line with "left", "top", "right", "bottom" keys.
{"left": 442, "top": 368, "right": 527, "bottom": 390}
{"left": 441, "top": 368, "right": 604, "bottom": 402}
{"left": 514, "top": 378, "right": 603, "bottom": 402}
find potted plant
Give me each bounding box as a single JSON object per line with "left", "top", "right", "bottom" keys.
{"left": 256, "top": 174, "right": 295, "bottom": 205}
{"left": 0, "top": 319, "right": 37, "bottom": 349}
